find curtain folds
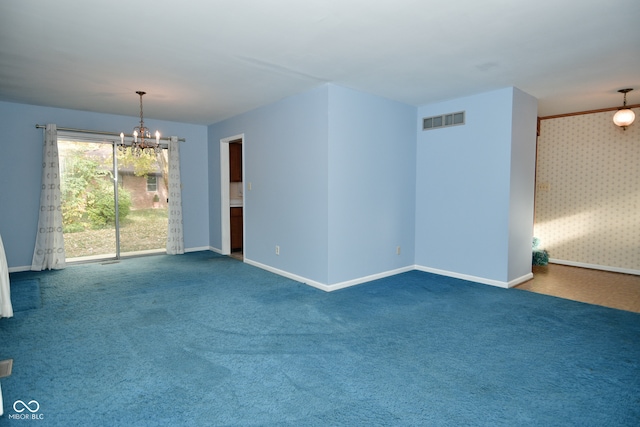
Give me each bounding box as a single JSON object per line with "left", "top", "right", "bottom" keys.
{"left": 31, "top": 124, "right": 66, "bottom": 271}
{"left": 0, "top": 232, "right": 12, "bottom": 318}
{"left": 166, "top": 136, "right": 184, "bottom": 255}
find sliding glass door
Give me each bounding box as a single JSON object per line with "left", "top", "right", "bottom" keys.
{"left": 117, "top": 148, "right": 169, "bottom": 256}
{"left": 59, "top": 140, "right": 117, "bottom": 260}
{"left": 58, "top": 136, "right": 168, "bottom": 262}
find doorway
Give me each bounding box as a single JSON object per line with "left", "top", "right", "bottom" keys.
{"left": 220, "top": 134, "right": 244, "bottom": 259}
{"left": 58, "top": 136, "right": 169, "bottom": 262}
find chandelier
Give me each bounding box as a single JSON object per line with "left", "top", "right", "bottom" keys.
{"left": 612, "top": 88, "right": 635, "bottom": 130}
{"left": 119, "top": 91, "right": 161, "bottom": 155}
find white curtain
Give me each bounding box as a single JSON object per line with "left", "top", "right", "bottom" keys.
{"left": 31, "top": 124, "right": 66, "bottom": 271}
{"left": 0, "top": 232, "right": 12, "bottom": 318}
{"left": 166, "top": 136, "right": 184, "bottom": 255}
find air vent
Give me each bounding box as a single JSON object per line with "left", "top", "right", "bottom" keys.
{"left": 423, "top": 111, "right": 465, "bottom": 131}
{"left": 0, "top": 359, "right": 13, "bottom": 378}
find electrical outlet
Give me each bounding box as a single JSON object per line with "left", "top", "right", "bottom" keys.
{"left": 537, "top": 182, "right": 550, "bottom": 192}
{"left": 396, "top": 246, "right": 401, "bottom": 255}
{"left": 275, "top": 245, "right": 280, "bottom": 255}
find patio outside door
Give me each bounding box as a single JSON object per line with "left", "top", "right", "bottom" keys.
{"left": 58, "top": 137, "right": 168, "bottom": 262}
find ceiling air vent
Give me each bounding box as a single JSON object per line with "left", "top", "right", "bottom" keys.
{"left": 423, "top": 111, "right": 465, "bottom": 131}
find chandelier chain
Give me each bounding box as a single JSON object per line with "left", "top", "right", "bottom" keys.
{"left": 120, "top": 90, "right": 161, "bottom": 156}
{"left": 139, "top": 92, "right": 144, "bottom": 129}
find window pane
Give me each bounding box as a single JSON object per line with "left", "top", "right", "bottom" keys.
{"left": 59, "top": 138, "right": 169, "bottom": 261}
{"left": 147, "top": 175, "right": 157, "bottom": 192}
{"left": 445, "top": 114, "right": 453, "bottom": 126}
{"left": 59, "top": 140, "right": 117, "bottom": 260}
{"left": 118, "top": 149, "right": 168, "bottom": 256}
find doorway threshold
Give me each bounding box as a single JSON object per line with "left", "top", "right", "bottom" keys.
{"left": 229, "top": 252, "right": 244, "bottom": 261}
{"left": 66, "top": 249, "right": 167, "bottom": 266}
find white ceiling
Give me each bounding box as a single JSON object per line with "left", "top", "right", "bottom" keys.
{"left": 1, "top": 0, "right": 639, "bottom": 125}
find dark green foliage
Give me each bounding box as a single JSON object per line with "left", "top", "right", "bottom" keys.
{"left": 532, "top": 237, "right": 549, "bottom": 265}
{"left": 61, "top": 147, "right": 131, "bottom": 231}
{"left": 86, "top": 183, "right": 132, "bottom": 227}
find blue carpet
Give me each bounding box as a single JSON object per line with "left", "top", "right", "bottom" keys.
{"left": 0, "top": 251, "right": 639, "bottom": 426}
{"left": 9, "top": 279, "right": 41, "bottom": 312}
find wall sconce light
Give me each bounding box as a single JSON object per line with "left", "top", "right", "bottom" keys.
{"left": 612, "top": 88, "right": 635, "bottom": 130}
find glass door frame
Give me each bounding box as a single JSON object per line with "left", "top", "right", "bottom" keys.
{"left": 113, "top": 142, "right": 122, "bottom": 259}
{"left": 58, "top": 131, "right": 168, "bottom": 263}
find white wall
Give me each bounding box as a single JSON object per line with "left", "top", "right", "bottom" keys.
{"left": 0, "top": 85, "right": 539, "bottom": 289}
{"left": 327, "top": 85, "right": 416, "bottom": 286}
{"left": 208, "top": 84, "right": 417, "bottom": 288}
{"left": 415, "top": 87, "right": 537, "bottom": 287}
{"left": 208, "top": 85, "right": 331, "bottom": 284}
{"left": 508, "top": 88, "right": 539, "bottom": 282}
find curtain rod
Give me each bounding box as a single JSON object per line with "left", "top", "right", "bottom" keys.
{"left": 35, "top": 124, "right": 186, "bottom": 142}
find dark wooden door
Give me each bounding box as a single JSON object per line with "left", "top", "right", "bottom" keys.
{"left": 230, "top": 207, "right": 243, "bottom": 251}
{"left": 229, "top": 143, "right": 242, "bottom": 182}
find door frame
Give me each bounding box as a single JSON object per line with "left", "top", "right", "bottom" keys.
{"left": 58, "top": 133, "right": 169, "bottom": 262}
{"left": 220, "top": 134, "right": 244, "bottom": 255}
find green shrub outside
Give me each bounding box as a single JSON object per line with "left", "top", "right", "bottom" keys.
{"left": 86, "top": 184, "right": 132, "bottom": 228}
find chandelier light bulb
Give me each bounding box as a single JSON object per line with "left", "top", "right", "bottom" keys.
{"left": 613, "top": 88, "right": 635, "bottom": 130}
{"left": 613, "top": 109, "right": 635, "bottom": 128}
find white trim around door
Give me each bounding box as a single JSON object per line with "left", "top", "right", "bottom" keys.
{"left": 220, "top": 134, "right": 244, "bottom": 255}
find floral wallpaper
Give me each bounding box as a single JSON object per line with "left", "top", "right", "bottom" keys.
{"left": 534, "top": 108, "right": 639, "bottom": 272}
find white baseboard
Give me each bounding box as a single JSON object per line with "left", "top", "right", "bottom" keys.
{"left": 243, "top": 258, "right": 329, "bottom": 290}
{"left": 204, "top": 246, "right": 224, "bottom": 254}
{"left": 185, "top": 246, "right": 213, "bottom": 253}
{"left": 549, "top": 259, "right": 640, "bottom": 276}
{"left": 25, "top": 249, "right": 636, "bottom": 293}
{"left": 508, "top": 273, "right": 534, "bottom": 288}
{"left": 414, "top": 265, "right": 532, "bottom": 289}
{"left": 8, "top": 246, "right": 214, "bottom": 273}
{"left": 243, "top": 258, "right": 415, "bottom": 292}
{"left": 324, "top": 266, "right": 416, "bottom": 292}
